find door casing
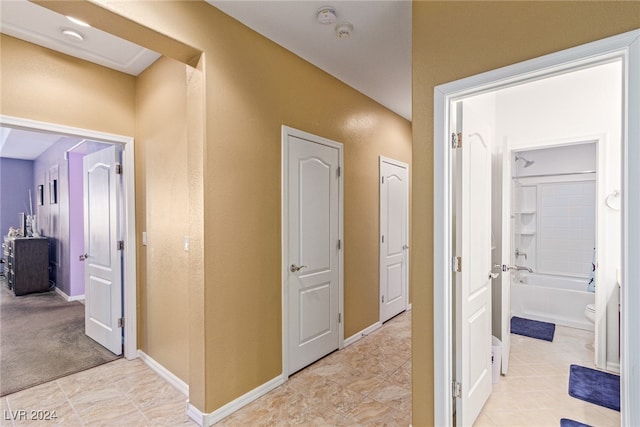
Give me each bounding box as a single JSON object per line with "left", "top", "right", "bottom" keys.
{"left": 0, "top": 115, "right": 137, "bottom": 360}
{"left": 281, "top": 125, "right": 344, "bottom": 378}
{"left": 433, "top": 30, "right": 640, "bottom": 426}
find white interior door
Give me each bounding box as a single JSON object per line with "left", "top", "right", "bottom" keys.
{"left": 500, "top": 149, "right": 517, "bottom": 375}
{"left": 379, "top": 157, "right": 409, "bottom": 323}
{"left": 83, "top": 145, "right": 122, "bottom": 355}
{"left": 454, "top": 100, "right": 493, "bottom": 426}
{"left": 286, "top": 132, "right": 341, "bottom": 374}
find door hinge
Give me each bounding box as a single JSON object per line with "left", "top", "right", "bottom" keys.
{"left": 338, "top": 239, "right": 342, "bottom": 250}
{"left": 382, "top": 176, "right": 384, "bottom": 184}
{"left": 338, "top": 313, "right": 342, "bottom": 324}
{"left": 117, "top": 318, "right": 125, "bottom": 328}
{"left": 117, "top": 241, "right": 124, "bottom": 251}
{"left": 452, "top": 256, "right": 462, "bottom": 272}
{"left": 337, "top": 166, "right": 341, "bottom": 178}
{"left": 382, "top": 295, "right": 385, "bottom": 303}
{"left": 452, "top": 381, "right": 462, "bottom": 398}
{"left": 451, "top": 132, "right": 462, "bottom": 149}
{"left": 381, "top": 235, "right": 385, "bottom": 243}
{"left": 115, "top": 164, "right": 123, "bottom": 174}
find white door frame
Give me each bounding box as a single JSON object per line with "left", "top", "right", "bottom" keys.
{"left": 379, "top": 156, "right": 410, "bottom": 322}
{"left": 434, "top": 30, "right": 640, "bottom": 426}
{"left": 281, "top": 125, "right": 344, "bottom": 378}
{"left": 1, "top": 115, "right": 138, "bottom": 360}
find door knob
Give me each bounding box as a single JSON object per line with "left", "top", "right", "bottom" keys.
{"left": 290, "top": 264, "right": 307, "bottom": 273}
{"left": 403, "top": 245, "right": 409, "bottom": 250}
{"left": 79, "top": 253, "right": 88, "bottom": 261}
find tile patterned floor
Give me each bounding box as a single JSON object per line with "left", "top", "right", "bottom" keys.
{"left": 0, "top": 311, "right": 410, "bottom": 427}
{"left": 1, "top": 358, "right": 194, "bottom": 426}
{"left": 476, "top": 325, "right": 621, "bottom": 426}
{"left": 214, "top": 311, "right": 412, "bottom": 426}
{"left": 2, "top": 311, "right": 620, "bottom": 427}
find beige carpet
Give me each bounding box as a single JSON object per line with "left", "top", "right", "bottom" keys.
{"left": 0, "top": 279, "right": 120, "bottom": 396}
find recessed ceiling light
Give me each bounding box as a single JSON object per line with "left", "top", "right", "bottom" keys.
{"left": 316, "top": 6, "right": 336, "bottom": 25}
{"left": 66, "top": 16, "right": 91, "bottom": 27}
{"left": 61, "top": 29, "right": 84, "bottom": 42}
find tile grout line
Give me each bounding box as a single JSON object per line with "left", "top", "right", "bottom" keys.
{"left": 4, "top": 396, "right": 15, "bottom": 427}
{"left": 54, "top": 379, "right": 85, "bottom": 426}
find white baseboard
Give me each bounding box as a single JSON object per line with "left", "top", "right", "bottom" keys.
{"left": 54, "top": 287, "right": 85, "bottom": 302}
{"left": 138, "top": 350, "right": 189, "bottom": 396}
{"left": 407, "top": 303, "right": 412, "bottom": 311}
{"left": 607, "top": 361, "right": 621, "bottom": 374}
{"left": 188, "top": 374, "right": 286, "bottom": 427}
{"left": 344, "top": 321, "right": 382, "bottom": 347}
{"left": 186, "top": 403, "right": 204, "bottom": 427}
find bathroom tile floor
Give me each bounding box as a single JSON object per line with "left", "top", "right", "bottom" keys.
{"left": 477, "top": 325, "right": 621, "bottom": 426}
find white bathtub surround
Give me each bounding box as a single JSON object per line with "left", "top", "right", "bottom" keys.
{"left": 511, "top": 272, "right": 595, "bottom": 331}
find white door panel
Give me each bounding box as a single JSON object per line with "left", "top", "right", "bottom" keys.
{"left": 84, "top": 145, "right": 122, "bottom": 355}
{"left": 380, "top": 158, "right": 409, "bottom": 323}
{"left": 455, "top": 101, "right": 492, "bottom": 426}
{"left": 288, "top": 134, "right": 340, "bottom": 374}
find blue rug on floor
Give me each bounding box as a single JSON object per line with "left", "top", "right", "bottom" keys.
{"left": 568, "top": 364, "right": 620, "bottom": 411}
{"left": 510, "top": 316, "right": 555, "bottom": 341}
{"left": 560, "top": 418, "right": 592, "bottom": 427}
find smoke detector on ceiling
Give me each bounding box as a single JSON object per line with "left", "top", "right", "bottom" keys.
{"left": 316, "top": 6, "right": 337, "bottom": 25}
{"left": 335, "top": 22, "right": 353, "bottom": 39}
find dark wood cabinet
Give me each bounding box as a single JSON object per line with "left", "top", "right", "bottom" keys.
{"left": 6, "top": 237, "right": 49, "bottom": 296}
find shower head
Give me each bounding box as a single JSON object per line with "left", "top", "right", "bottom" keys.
{"left": 515, "top": 155, "right": 535, "bottom": 168}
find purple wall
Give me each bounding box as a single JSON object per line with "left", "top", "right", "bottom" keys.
{"left": 0, "top": 158, "right": 34, "bottom": 239}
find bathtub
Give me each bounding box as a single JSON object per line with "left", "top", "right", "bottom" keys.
{"left": 511, "top": 272, "right": 595, "bottom": 331}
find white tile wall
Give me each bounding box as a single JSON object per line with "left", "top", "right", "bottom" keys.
{"left": 537, "top": 180, "right": 595, "bottom": 277}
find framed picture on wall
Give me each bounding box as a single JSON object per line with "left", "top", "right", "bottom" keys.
{"left": 50, "top": 179, "right": 57, "bottom": 204}
{"left": 37, "top": 185, "right": 44, "bottom": 206}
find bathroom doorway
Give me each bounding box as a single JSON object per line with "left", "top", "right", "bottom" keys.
{"left": 434, "top": 30, "right": 639, "bottom": 426}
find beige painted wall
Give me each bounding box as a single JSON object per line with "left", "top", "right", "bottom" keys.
{"left": 0, "top": 34, "right": 135, "bottom": 135}
{"left": 412, "top": 2, "right": 640, "bottom": 425}
{"left": 32, "top": 0, "right": 411, "bottom": 413}
{"left": 135, "top": 56, "right": 190, "bottom": 382}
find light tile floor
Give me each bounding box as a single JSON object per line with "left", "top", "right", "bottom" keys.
{"left": 477, "top": 325, "right": 621, "bottom": 426}
{"left": 1, "top": 358, "right": 195, "bottom": 426}
{"left": 3, "top": 311, "right": 617, "bottom": 427}
{"left": 215, "top": 311, "right": 412, "bottom": 426}
{"left": 1, "top": 311, "right": 410, "bottom": 427}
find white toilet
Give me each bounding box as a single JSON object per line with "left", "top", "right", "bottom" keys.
{"left": 585, "top": 303, "right": 596, "bottom": 324}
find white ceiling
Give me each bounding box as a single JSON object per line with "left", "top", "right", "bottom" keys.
{"left": 0, "top": 0, "right": 411, "bottom": 159}
{"left": 208, "top": 1, "right": 412, "bottom": 120}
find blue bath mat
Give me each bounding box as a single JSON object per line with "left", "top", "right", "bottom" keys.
{"left": 568, "top": 364, "right": 620, "bottom": 411}
{"left": 510, "top": 316, "right": 555, "bottom": 342}
{"left": 560, "top": 418, "right": 592, "bottom": 427}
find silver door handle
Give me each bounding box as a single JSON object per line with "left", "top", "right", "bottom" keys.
{"left": 403, "top": 245, "right": 409, "bottom": 250}
{"left": 489, "top": 264, "right": 501, "bottom": 279}
{"left": 79, "top": 253, "right": 88, "bottom": 261}
{"left": 290, "top": 264, "right": 307, "bottom": 273}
